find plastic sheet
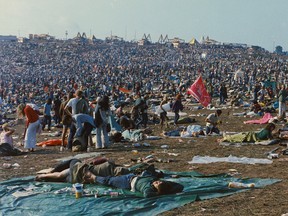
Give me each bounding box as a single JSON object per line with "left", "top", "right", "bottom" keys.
{"left": 0, "top": 172, "right": 280, "bottom": 216}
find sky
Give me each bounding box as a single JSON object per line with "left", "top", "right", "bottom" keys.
{"left": 0, "top": 0, "right": 287, "bottom": 51}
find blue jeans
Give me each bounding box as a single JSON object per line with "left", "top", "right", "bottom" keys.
{"left": 95, "top": 173, "right": 135, "bottom": 189}
{"left": 67, "top": 123, "right": 76, "bottom": 150}
{"left": 174, "top": 112, "right": 179, "bottom": 124}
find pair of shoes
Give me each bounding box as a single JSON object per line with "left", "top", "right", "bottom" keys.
{"left": 29, "top": 148, "right": 35, "bottom": 152}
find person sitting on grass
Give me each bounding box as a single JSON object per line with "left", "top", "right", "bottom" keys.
{"left": 82, "top": 169, "right": 184, "bottom": 198}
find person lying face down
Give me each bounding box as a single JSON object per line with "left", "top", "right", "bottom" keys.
{"left": 35, "top": 158, "right": 163, "bottom": 184}
{"left": 82, "top": 170, "right": 184, "bottom": 198}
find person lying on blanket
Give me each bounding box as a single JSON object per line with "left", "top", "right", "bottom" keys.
{"left": 35, "top": 158, "right": 163, "bottom": 184}
{"left": 217, "top": 123, "right": 276, "bottom": 143}
{"left": 82, "top": 169, "right": 184, "bottom": 198}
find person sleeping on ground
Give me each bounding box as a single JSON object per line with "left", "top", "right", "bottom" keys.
{"left": 35, "top": 158, "right": 163, "bottom": 183}
{"left": 217, "top": 123, "right": 277, "bottom": 143}
{"left": 82, "top": 169, "right": 184, "bottom": 198}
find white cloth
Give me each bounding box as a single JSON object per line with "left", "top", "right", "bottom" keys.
{"left": 24, "top": 120, "right": 40, "bottom": 149}
{"left": 65, "top": 98, "right": 79, "bottom": 116}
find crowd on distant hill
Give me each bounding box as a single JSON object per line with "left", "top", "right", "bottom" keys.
{"left": 0, "top": 39, "right": 288, "bottom": 119}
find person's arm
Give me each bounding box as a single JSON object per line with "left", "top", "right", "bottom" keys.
{"left": 35, "top": 169, "right": 70, "bottom": 181}
{"left": 5, "top": 127, "right": 15, "bottom": 136}
{"left": 64, "top": 100, "right": 72, "bottom": 117}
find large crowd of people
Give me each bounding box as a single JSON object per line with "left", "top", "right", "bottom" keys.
{"left": 1, "top": 37, "right": 288, "bottom": 199}
{"left": 0, "top": 38, "right": 288, "bottom": 150}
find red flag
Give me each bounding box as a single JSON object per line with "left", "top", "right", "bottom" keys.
{"left": 187, "top": 76, "right": 211, "bottom": 107}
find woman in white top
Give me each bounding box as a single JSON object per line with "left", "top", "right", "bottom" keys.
{"left": 0, "top": 123, "right": 15, "bottom": 147}
{"left": 94, "top": 95, "right": 111, "bottom": 149}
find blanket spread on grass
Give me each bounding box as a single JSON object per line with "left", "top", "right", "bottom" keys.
{"left": 243, "top": 112, "right": 273, "bottom": 124}
{"left": 0, "top": 171, "right": 280, "bottom": 216}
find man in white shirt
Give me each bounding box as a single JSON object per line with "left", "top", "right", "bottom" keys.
{"left": 64, "top": 90, "right": 83, "bottom": 150}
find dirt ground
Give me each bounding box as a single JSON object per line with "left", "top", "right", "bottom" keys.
{"left": 1, "top": 105, "right": 288, "bottom": 216}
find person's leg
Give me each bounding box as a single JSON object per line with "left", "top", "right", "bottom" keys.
{"left": 102, "top": 124, "right": 109, "bottom": 148}
{"left": 205, "top": 126, "right": 211, "bottom": 135}
{"left": 95, "top": 173, "right": 134, "bottom": 189}
{"left": 82, "top": 123, "right": 93, "bottom": 150}
{"left": 174, "top": 112, "right": 179, "bottom": 125}
{"left": 96, "top": 127, "right": 102, "bottom": 148}
{"left": 67, "top": 123, "right": 76, "bottom": 150}
{"left": 42, "top": 116, "right": 47, "bottom": 130}
{"left": 61, "top": 126, "right": 68, "bottom": 147}
{"left": 47, "top": 115, "right": 52, "bottom": 130}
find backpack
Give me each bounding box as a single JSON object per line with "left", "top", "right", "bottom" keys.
{"left": 75, "top": 98, "right": 89, "bottom": 114}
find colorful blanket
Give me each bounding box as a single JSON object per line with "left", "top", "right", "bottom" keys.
{"left": 244, "top": 112, "right": 273, "bottom": 124}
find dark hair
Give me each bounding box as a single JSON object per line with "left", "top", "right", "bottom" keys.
{"left": 264, "top": 123, "right": 275, "bottom": 131}
{"left": 216, "top": 109, "right": 222, "bottom": 115}
{"left": 98, "top": 95, "right": 110, "bottom": 110}
{"left": 156, "top": 180, "right": 184, "bottom": 195}
{"left": 68, "top": 92, "right": 74, "bottom": 100}
{"left": 46, "top": 98, "right": 52, "bottom": 104}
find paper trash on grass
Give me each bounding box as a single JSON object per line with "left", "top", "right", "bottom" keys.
{"left": 189, "top": 155, "right": 272, "bottom": 165}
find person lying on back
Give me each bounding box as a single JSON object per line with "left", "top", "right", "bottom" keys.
{"left": 82, "top": 169, "right": 184, "bottom": 198}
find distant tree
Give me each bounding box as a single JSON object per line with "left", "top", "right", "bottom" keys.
{"left": 275, "top": 45, "right": 283, "bottom": 54}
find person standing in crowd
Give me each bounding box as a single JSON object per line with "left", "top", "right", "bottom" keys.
{"left": 95, "top": 95, "right": 111, "bottom": 149}
{"left": 205, "top": 109, "right": 222, "bottom": 135}
{"left": 42, "top": 98, "right": 52, "bottom": 131}
{"left": 172, "top": 94, "right": 183, "bottom": 126}
{"left": 59, "top": 92, "right": 74, "bottom": 148}
{"left": 64, "top": 90, "right": 84, "bottom": 151}
{"left": 17, "top": 103, "right": 41, "bottom": 152}
{"left": 219, "top": 83, "right": 227, "bottom": 105}
{"left": 53, "top": 95, "right": 62, "bottom": 126}
{"left": 159, "top": 95, "right": 169, "bottom": 128}
{"left": 277, "top": 84, "right": 287, "bottom": 120}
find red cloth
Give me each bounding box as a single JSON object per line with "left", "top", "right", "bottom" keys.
{"left": 187, "top": 76, "right": 211, "bottom": 107}
{"left": 244, "top": 112, "right": 273, "bottom": 124}
{"left": 24, "top": 105, "right": 39, "bottom": 126}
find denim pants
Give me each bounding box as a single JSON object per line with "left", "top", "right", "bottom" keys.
{"left": 67, "top": 123, "right": 76, "bottom": 149}
{"left": 95, "top": 173, "right": 135, "bottom": 189}
{"left": 174, "top": 112, "right": 180, "bottom": 124}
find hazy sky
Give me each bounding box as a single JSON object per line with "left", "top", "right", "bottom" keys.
{"left": 0, "top": 0, "right": 287, "bottom": 51}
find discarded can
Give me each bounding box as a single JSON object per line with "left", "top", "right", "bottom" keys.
{"left": 110, "top": 191, "right": 119, "bottom": 197}
{"left": 268, "top": 153, "right": 279, "bottom": 159}
{"left": 133, "top": 143, "right": 141, "bottom": 147}
{"left": 228, "top": 182, "right": 255, "bottom": 188}
{"left": 3, "top": 163, "right": 12, "bottom": 169}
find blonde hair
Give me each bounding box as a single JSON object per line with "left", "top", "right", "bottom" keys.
{"left": 2, "top": 123, "right": 9, "bottom": 130}
{"left": 17, "top": 104, "right": 26, "bottom": 117}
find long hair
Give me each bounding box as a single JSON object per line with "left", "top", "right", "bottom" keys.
{"left": 98, "top": 95, "right": 110, "bottom": 110}
{"left": 17, "top": 104, "right": 26, "bottom": 117}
